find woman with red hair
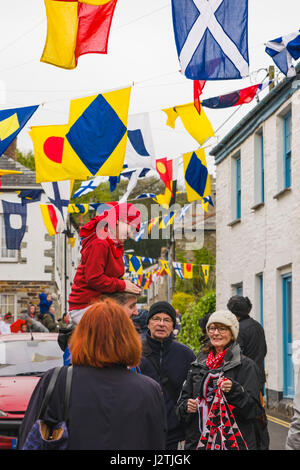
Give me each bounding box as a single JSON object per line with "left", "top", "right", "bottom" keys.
{"left": 68, "top": 202, "right": 142, "bottom": 325}
{"left": 18, "top": 300, "right": 167, "bottom": 450}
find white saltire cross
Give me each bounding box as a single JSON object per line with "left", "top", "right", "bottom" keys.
{"left": 179, "top": 0, "right": 249, "bottom": 78}
{"left": 266, "top": 31, "right": 299, "bottom": 77}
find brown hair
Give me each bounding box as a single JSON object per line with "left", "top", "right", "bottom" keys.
{"left": 69, "top": 299, "right": 141, "bottom": 368}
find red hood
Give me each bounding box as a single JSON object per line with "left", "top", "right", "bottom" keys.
{"left": 0, "top": 376, "right": 40, "bottom": 416}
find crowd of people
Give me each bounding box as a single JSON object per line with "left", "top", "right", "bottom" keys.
{"left": 0, "top": 293, "right": 72, "bottom": 335}
{"left": 1, "top": 202, "right": 299, "bottom": 450}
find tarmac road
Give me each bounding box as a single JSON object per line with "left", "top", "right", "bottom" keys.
{"left": 267, "top": 414, "right": 290, "bottom": 450}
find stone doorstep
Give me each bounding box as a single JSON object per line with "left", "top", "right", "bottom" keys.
{"left": 266, "top": 399, "right": 294, "bottom": 421}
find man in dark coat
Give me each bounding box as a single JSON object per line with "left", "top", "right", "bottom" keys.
{"left": 227, "top": 295, "right": 269, "bottom": 449}
{"left": 139, "top": 301, "right": 196, "bottom": 450}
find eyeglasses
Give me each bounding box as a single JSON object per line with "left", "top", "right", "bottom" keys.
{"left": 207, "top": 326, "right": 229, "bottom": 334}
{"left": 150, "top": 316, "right": 173, "bottom": 324}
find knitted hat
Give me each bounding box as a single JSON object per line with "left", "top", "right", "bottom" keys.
{"left": 147, "top": 301, "right": 176, "bottom": 328}
{"left": 227, "top": 295, "right": 252, "bottom": 319}
{"left": 206, "top": 310, "right": 239, "bottom": 341}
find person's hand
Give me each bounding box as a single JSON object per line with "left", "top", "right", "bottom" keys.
{"left": 187, "top": 399, "right": 198, "bottom": 413}
{"left": 124, "top": 280, "right": 141, "bottom": 294}
{"left": 218, "top": 378, "right": 232, "bottom": 393}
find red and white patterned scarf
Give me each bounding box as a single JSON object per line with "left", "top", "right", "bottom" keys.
{"left": 206, "top": 348, "right": 228, "bottom": 369}
{"left": 196, "top": 378, "right": 248, "bottom": 450}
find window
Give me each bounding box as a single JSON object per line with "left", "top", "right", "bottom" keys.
{"left": 0, "top": 215, "right": 17, "bottom": 260}
{"left": 236, "top": 156, "right": 241, "bottom": 219}
{"left": 257, "top": 273, "right": 264, "bottom": 327}
{"left": 232, "top": 283, "right": 243, "bottom": 296}
{"left": 0, "top": 294, "right": 17, "bottom": 320}
{"left": 254, "top": 130, "right": 264, "bottom": 205}
{"left": 283, "top": 112, "right": 291, "bottom": 188}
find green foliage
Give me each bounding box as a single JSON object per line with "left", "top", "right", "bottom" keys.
{"left": 171, "top": 292, "right": 194, "bottom": 314}
{"left": 177, "top": 291, "right": 216, "bottom": 353}
{"left": 16, "top": 150, "right": 35, "bottom": 171}
{"left": 174, "top": 245, "right": 216, "bottom": 299}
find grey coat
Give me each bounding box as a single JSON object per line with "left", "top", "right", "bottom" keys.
{"left": 286, "top": 367, "right": 300, "bottom": 450}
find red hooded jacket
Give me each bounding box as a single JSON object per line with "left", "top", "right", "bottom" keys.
{"left": 68, "top": 203, "right": 140, "bottom": 311}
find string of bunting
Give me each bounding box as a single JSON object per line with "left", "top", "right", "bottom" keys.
{"left": 124, "top": 253, "right": 211, "bottom": 288}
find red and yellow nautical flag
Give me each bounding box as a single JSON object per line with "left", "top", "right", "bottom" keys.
{"left": 41, "top": 0, "right": 117, "bottom": 69}
{"left": 40, "top": 204, "right": 60, "bottom": 236}
{"left": 183, "top": 263, "right": 193, "bottom": 279}
{"left": 156, "top": 158, "right": 173, "bottom": 194}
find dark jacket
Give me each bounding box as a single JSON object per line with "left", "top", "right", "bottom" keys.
{"left": 176, "top": 342, "right": 262, "bottom": 450}
{"left": 236, "top": 315, "right": 267, "bottom": 389}
{"left": 18, "top": 365, "right": 167, "bottom": 450}
{"left": 41, "top": 314, "right": 59, "bottom": 333}
{"left": 139, "top": 332, "right": 196, "bottom": 448}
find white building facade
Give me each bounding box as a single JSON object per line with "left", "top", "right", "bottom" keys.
{"left": 211, "top": 75, "right": 300, "bottom": 413}
{"left": 0, "top": 155, "right": 80, "bottom": 320}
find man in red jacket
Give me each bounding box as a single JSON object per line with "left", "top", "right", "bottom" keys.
{"left": 68, "top": 202, "right": 141, "bottom": 325}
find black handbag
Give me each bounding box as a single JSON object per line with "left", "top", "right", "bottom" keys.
{"left": 22, "top": 365, "right": 73, "bottom": 450}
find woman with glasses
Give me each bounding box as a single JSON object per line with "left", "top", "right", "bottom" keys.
{"left": 176, "top": 310, "right": 262, "bottom": 450}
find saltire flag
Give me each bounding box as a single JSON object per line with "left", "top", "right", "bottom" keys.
{"left": 160, "top": 259, "right": 171, "bottom": 277}
{"left": 202, "top": 264, "right": 210, "bottom": 285}
{"left": 163, "top": 102, "right": 214, "bottom": 146}
{"left": 17, "top": 189, "right": 43, "bottom": 205}
{"left": 41, "top": 180, "right": 73, "bottom": 227}
{"left": 40, "top": 204, "right": 60, "bottom": 236}
{"left": 125, "top": 113, "right": 156, "bottom": 170}
{"left": 30, "top": 86, "right": 131, "bottom": 183}
{"left": 201, "top": 83, "right": 268, "bottom": 109}
{"left": 173, "top": 262, "right": 184, "bottom": 279}
{"left": 179, "top": 203, "right": 192, "bottom": 220}
{"left": 2, "top": 200, "right": 27, "bottom": 250}
{"left": 265, "top": 30, "right": 300, "bottom": 77}
{"left": 72, "top": 175, "right": 108, "bottom": 198}
{"left": 128, "top": 254, "right": 143, "bottom": 275}
{"left": 68, "top": 203, "right": 89, "bottom": 214}
{"left": 0, "top": 105, "right": 38, "bottom": 158}
{"left": 41, "top": 0, "right": 117, "bottom": 70}
{"left": 183, "top": 263, "right": 193, "bottom": 279}
{"left": 171, "top": 0, "right": 249, "bottom": 80}
{"left": 194, "top": 80, "right": 206, "bottom": 114}
{"left": 135, "top": 193, "right": 156, "bottom": 200}
{"left": 148, "top": 216, "right": 160, "bottom": 234}
{"left": 183, "top": 148, "right": 211, "bottom": 202}
{"left": 159, "top": 211, "right": 175, "bottom": 229}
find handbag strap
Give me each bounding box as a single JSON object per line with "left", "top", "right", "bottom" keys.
{"left": 64, "top": 365, "right": 73, "bottom": 422}
{"left": 38, "top": 366, "right": 61, "bottom": 419}
{"left": 38, "top": 365, "right": 73, "bottom": 421}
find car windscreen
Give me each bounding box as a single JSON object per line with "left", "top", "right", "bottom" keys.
{"left": 0, "top": 339, "right": 63, "bottom": 376}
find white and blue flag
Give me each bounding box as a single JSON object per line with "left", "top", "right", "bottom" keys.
{"left": 265, "top": 31, "right": 300, "bottom": 77}
{"left": 72, "top": 176, "right": 108, "bottom": 199}
{"left": 125, "top": 113, "right": 156, "bottom": 170}
{"left": 173, "top": 262, "right": 184, "bottom": 279}
{"left": 171, "top": 0, "right": 249, "bottom": 80}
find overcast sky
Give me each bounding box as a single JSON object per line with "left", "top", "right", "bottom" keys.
{"left": 0, "top": 0, "right": 299, "bottom": 176}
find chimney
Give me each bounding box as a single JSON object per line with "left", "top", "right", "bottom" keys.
{"left": 5, "top": 138, "right": 17, "bottom": 161}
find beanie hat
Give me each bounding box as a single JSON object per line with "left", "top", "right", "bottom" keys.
{"left": 227, "top": 295, "right": 252, "bottom": 319}
{"left": 147, "top": 301, "right": 176, "bottom": 327}
{"left": 206, "top": 310, "right": 239, "bottom": 341}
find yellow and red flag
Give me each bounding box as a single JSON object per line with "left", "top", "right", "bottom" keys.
{"left": 41, "top": 0, "right": 117, "bottom": 69}
{"left": 183, "top": 263, "right": 193, "bottom": 279}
